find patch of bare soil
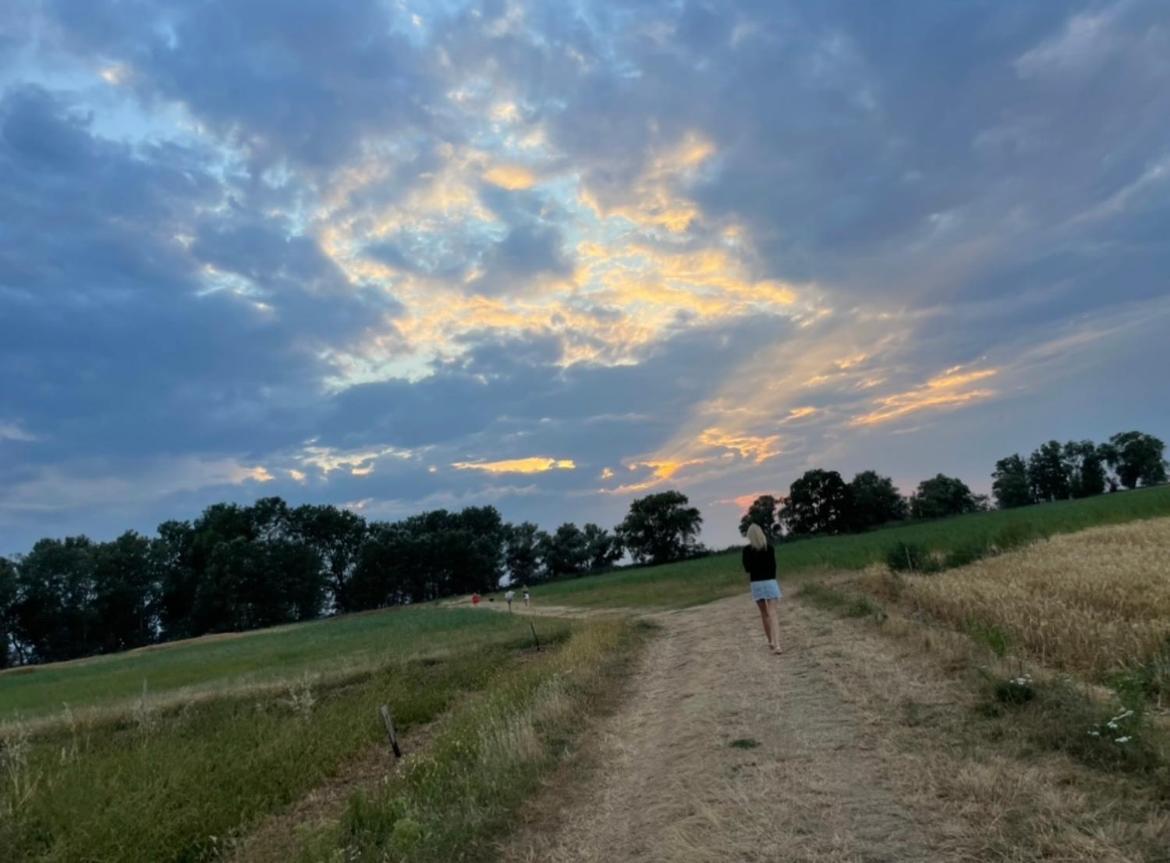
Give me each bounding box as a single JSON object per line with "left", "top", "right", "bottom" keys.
{"left": 501, "top": 596, "right": 946, "bottom": 863}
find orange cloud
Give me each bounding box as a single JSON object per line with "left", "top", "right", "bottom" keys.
{"left": 732, "top": 491, "right": 771, "bottom": 510}
{"left": 452, "top": 457, "right": 576, "bottom": 474}
{"left": 483, "top": 164, "right": 537, "bottom": 190}
{"left": 697, "top": 428, "right": 781, "bottom": 462}
{"left": 850, "top": 367, "right": 998, "bottom": 427}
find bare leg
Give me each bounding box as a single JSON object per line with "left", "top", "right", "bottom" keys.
{"left": 756, "top": 599, "right": 774, "bottom": 647}
{"left": 767, "top": 599, "right": 781, "bottom": 653}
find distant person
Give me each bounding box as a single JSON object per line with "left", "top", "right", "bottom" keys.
{"left": 743, "top": 524, "right": 782, "bottom": 654}
{"left": 505, "top": 589, "right": 516, "bottom": 612}
{"left": 523, "top": 588, "right": 531, "bottom": 607}
{"left": 471, "top": 592, "right": 481, "bottom": 607}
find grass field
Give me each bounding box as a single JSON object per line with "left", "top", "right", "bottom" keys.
{"left": 0, "top": 605, "right": 645, "bottom": 863}
{"left": 530, "top": 485, "right": 1170, "bottom": 610}
{"left": 0, "top": 606, "right": 549, "bottom": 721}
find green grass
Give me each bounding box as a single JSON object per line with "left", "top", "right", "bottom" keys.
{"left": 0, "top": 610, "right": 577, "bottom": 863}
{"left": 295, "top": 618, "right": 646, "bottom": 863}
{"left": 0, "top": 606, "right": 541, "bottom": 721}
{"left": 533, "top": 485, "right": 1170, "bottom": 610}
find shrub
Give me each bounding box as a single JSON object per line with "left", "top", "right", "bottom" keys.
{"left": 994, "top": 673, "right": 1036, "bottom": 705}
{"left": 943, "top": 542, "right": 990, "bottom": 569}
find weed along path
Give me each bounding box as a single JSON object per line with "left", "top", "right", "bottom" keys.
{"left": 503, "top": 595, "right": 948, "bottom": 863}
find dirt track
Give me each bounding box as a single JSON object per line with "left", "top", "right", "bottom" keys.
{"left": 503, "top": 595, "right": 948, "bottom": 863}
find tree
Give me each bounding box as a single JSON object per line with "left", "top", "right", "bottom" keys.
{"left": 846, "top": 471, "right": 907, "bottom": 531}
{"left": 1103, "top": 431, "right": 1167, "bottom": 489}
{"left": 505, "top": 522, "right": 542, "bottom": 585}
{"left": 738, "top": 495, "right": 781, "bottom": 538}
{"left": 991, "top": 454, "right": 1034, "bottom": 509}
{"left": 1027, "top": 441, "right": 1071, "bottom": 502}
{"left": 910, "top": 474, "right": 981, "bottom": 520}
{"left": 1064, "top": 440, "right": 1107, "bottom": 498}
{"left": 616, "top": 490, "right": 703, "bottom": 565}
{"left": 349, "top": 506, "right": 507, "bottom": 608}
{"left": 290, "top": 504, "right": 367, "bottom": 612}
{"left": 91, "top": 531, "right": 157, "bottom": 653}
{"left": 779, "top": 470, "right": 850, "bottom": 536}
{"left": 12, "top": 537, "right": 98, "bottom": 662}
{"left": 539, "top": 523, "right": 589, "bottom": 578}
{"left": 582, "top": 523, "right": 622, "bottom": 572}
{"left": 154, "top": 520, "right": 197, "bottom": 639}
{"left": 0, "top": 557, "right": 16, "bottom": 668}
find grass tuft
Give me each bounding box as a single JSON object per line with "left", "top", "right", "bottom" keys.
{"left": 729, "top": 738, "right": 760, "bottom": 750}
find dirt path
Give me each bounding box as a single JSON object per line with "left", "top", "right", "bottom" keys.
{"left": 503, "top": 595, "right": 950, "bottom": 863}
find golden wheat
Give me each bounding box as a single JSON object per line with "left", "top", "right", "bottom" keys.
{"left": 898, "top": 517, "right": 1170, "bottom": 679}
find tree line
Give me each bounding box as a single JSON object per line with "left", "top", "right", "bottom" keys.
{"left": 991, "top": 431, "right": 1167, "bottom": 508}
{"left": 0, "top": 491, "right": 702, "bottom": 667}
{"left": 740, "top": 429, "right": 1166, "bottom": 540}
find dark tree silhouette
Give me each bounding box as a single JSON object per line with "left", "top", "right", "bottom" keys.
{"left": 1028, "top": 440, "right": 1072, "bottom": 502}
{"left": 539, "top": 523, "right": 590, "bottom": 578}
{"left": 289, "top": 505, "right": 366, "bottom": 612}
{"left": 505, "top": 522, "right": 542, "bottom": 585}
{"left": 779, "top": 469, "right": 850, "bottom": 536}
{"left": 0, "top": 557, "right": 16, "bottom": 668}
{"left": 738, "top": 494, "right": 781, "bottom": 538}
{"left": 582, "top": 523, "right": 622, "bottom": 572}
{"left": 846, "top": 471, "right": 907, "bottom": 531}
{"left": 617, "top": 491, "right": 703, "bottom": 565}
{"left": 1064, "top": 440, "right": 1107, "bottom": 499}
{"left": 91, "top": 531, "right": 157, "bottom": 653}
{"left": 992, "top": 454, "right": 1034, "bottom": 509}
{"left": 12, "top": 537, "right": 98, "bottom": 662}
{"left": 910, "top": 474, "right": 982, "bottom": 519}
{"left": 1103, "top": 431, "right": 1167, "bottom": 489}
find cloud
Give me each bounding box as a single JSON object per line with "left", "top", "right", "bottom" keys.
{"left": 2, "top": 0, "right": 1169, "bottom": 554}
{"left": 452, "top": 457, "right": 576, "bottom": 475}
{"left": 483, "top": 164, "right": 538, "bottom": 190}
{"left": 849, "top": 367, "right": 999, "bottom": 428}
{"left": 0, "top": 422, "right": 36, "bottom": 442}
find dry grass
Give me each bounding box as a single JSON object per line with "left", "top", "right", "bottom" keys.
{"left": 294, "top": 617, "right": 647, "bottom": 863}
{"left": 787, "top": 596, "right": 1170, "bottom": 861}
{"left": 889, "top": 517, "right": 1170, "bottom": 682}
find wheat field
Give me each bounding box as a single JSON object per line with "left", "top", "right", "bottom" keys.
{"left": 894, "top": 517, "right": 1170, "bottom": 681}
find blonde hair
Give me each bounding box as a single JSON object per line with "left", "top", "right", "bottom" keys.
{"left": 746, "top": 523, "right": 768, "bottom": 550}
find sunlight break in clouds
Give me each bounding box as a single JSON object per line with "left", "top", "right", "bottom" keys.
{"left": 314, "top": 121, "right": 814, "bottom": 384}
{"left": 850, "top": 367, "right": 999, "bottom": 427}
{"left": 697, "top": 428, "right": 782, "bottom": 463}
{"left": 452, "top": 457, "right": 577, "bottom": 475}
{"left": 482, "top": 164, "right": 537, "bottom": 190}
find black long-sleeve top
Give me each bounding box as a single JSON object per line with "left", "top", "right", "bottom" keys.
{"left": 742, "top": 543, "right": 777, "bottom": 582}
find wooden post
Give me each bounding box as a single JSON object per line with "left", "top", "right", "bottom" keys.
{"left": 529, "top": 621, "right": 541, "bottom": 651}
{"left": 379, "top": 704, "right": 402, "bottom": 758}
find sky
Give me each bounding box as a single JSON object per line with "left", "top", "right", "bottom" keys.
{"left": 2, "top": 0, "right": 1169, "bottom": 555}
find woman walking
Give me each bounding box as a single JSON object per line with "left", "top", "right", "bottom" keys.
{"left": 743, "top": 524, "right": 782, "bottom": 654}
